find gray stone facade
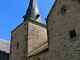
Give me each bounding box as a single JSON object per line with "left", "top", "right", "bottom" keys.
{"left": 9, "top": 18, "right": 47, "bottom": 60}
{"left": 28, "top": 18, "right": 47, "bottom": 53}
{"left": 9, "top": 20, "right": 28, "bottom": 60}
{"left": 27, "top": 48, "right": 48, "bottom": 60}
{"left": 47, "top": 0, "right": 80, "bottom": 60}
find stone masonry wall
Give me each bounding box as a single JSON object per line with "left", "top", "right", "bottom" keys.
{"left": 47, "top": 0, "right": 80, "bottom": 60}
{"left": 9, "top": 21, "right": 28, "bottom": 60}
{"left": 28, "top": 19, "right": 47, "bottom": 53}
{"left": 9, "top": 19, "right": 47, "bottom": 60}
{"left": 27, "top": 49, "right": 48, "bottom": 60}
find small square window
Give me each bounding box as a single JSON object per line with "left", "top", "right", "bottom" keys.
{"left": 69, "top": 29, "right": 76, "bottom": 38}
{"left": 61, "top": 8, "right": 67, "bottom": 13}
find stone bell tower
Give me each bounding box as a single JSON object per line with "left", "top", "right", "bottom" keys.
{"left": 9, "top": 0, "right": 47, "bottom": 60}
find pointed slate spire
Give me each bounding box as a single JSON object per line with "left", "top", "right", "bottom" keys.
{"left": 23, "top": 0, "right": 42, "bottom": 22}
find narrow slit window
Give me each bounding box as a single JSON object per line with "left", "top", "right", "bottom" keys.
{"left": 69, "top": 29, "right": 76, "bottom": 38}
{"left": 17, "top": 42, "right": 19, "bottom": 49}
{"left": 61, "top": 4, "right": 67, "bottom": 13}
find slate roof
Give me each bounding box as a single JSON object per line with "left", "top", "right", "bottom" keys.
{"left": 23, "top": 0, "right": 42, "bottom": 22}
{"left": 0, "top": 39, "right": 10, "bottom": 53}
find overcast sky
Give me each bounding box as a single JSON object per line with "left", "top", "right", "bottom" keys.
{"left": 0, "top": 0, "right": 55, "bottom": 41}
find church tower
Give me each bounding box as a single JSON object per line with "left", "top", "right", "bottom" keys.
{"left": 9, "top": 0, "right": 47, "bottom": 60}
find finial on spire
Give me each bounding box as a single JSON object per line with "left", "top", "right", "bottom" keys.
{"left": 23, "top": 0, "right": 42, "bottom": 23}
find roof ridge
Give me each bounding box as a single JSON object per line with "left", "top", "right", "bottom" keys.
{"left": 0, "top": 39, "right": 10, "bottom": 43}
